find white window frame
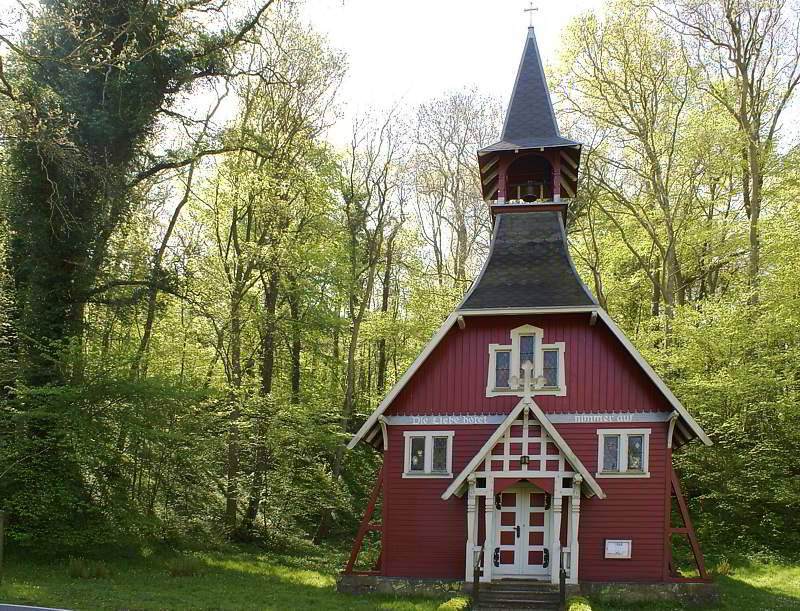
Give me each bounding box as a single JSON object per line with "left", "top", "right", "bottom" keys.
{"left": 486, "top": 325, "right": 566, "bottom": 397}
{"left": 596, "top": 429, "right": 651, "bottom": 478}
{"left": 487, "top": 344, "right": 513, "bottom": 393}
{"left": 403, "top": 431, "right": 455, "bottom": 478}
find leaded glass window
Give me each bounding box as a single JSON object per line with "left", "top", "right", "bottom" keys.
{"left": 627, "top": 435, "right": 644, "bottom": 471}
{"left": 520, "top": 335, "right": 536, "bottom": 376}
{"left": 410, "top": 436, "right": 426, "bottom": 472}
{"left": 543, "top": 349, "right": 559, "bottom": 387}
{"left": 603, "top": 435, "right": 620, "bottom": 472}
{"left": 496, "top": 350, "right": 511, "bottom": 388}
{"left": 432, "top": 437, "right": 449, "bottom": 472}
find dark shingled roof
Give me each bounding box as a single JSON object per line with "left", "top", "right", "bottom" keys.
{"left": 460, "top": 211, "right": 597, "bottom": 310}
{"left": 480, "top": 28, "right": 580, "bottom": 154}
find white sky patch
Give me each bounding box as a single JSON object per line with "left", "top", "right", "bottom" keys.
{"left": 300, "top": 0, "right": 607, "bottom": 145}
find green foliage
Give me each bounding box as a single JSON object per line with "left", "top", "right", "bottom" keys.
{"left": 0, "top": 380, "right": 222, "bottom": 551}
{"left": 437, "top": 597, "right": 470, "bottom": 610}
{"left": 567, "top": 597, "right": 593, "bottom": 611}
{"left": 166, "top": 555, "right": 206, "bottom": 578}
{"left": 67, "top": 558, "right": 112, "bottom": 580}
{"left": 0, "top": 0, "right": 799, "bottom": 570}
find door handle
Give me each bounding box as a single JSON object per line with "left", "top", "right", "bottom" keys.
{"left": 543, "top": 548, "right": 550, "bottom": 568}
{"left": 493, "top": 547, "right": 500, "bottom": 567}
{"left": 515, "top": 525, "right": 521, "bottom": 538}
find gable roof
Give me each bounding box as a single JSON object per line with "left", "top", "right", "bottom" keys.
{"left": 460, "top": 211, "right": 597, "bottom": 310}
{"left": 346, "top": 307, "right": 711, "bottom": 450}
{"left": 441, "top": 398, "right": 606, "bottom": 500}
{"left": 479, "top": 27, "right": 581, "bottom": 154}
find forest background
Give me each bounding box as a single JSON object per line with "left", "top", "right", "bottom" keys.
{"left": 0, "top": 0, "right": 798, "bottom": 565}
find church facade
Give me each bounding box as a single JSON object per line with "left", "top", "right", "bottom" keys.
{"left": 342, "top": 26, "right": 711, "bottom": 588}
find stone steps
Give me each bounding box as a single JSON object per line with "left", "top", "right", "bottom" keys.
{"left": 474, "top": 580, "right": 561, "bottom": 610}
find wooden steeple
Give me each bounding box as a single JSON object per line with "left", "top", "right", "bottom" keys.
{"left": 478, "top": 27, "right": 582, "bottom": 212}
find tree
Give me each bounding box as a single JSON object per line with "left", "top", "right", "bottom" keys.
{"left": 657, "top": 0, "right": 800, "bottom": 301}
{"left": 411, "top": 89, "right": 500, "bottom": 287}
{"left": 1, "top": 0, "right": 277, "bottom": 386}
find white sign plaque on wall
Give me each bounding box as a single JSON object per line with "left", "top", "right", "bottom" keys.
{"left": 604, "top": 539, "right": 632, "bottom": 559}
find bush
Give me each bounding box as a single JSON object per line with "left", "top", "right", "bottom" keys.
{"left": 166, "top": 555, "right": 205, "bottom": 577}
{"left": 67, "top": 557, "right": 111, "bottom": 579}
{"left": 568, "top": 596, "right": 593, "bottom": 611}
{"left": 714, "top": 557, "right": 732, "bottom": 576}
{"left": 438, "top": 597, "right": 469, "bottom": 610}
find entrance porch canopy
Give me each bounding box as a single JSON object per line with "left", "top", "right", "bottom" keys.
{"left": 442, "top": 398, "right": 605, "bottom": 500}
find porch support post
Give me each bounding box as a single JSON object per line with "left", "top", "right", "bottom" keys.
{"left": 465, "top": 475, "right": 477, "bottom": 580}
{"left": 569, "top": 475, "right": 582, "bottom": 584}
{"left": 550, "top": 493, "right": 563, "bottom": 584}
{"left": 482, "top": 476, "right": 495, "bottom": 583}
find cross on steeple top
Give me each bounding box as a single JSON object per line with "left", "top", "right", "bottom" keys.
{"left": 524, "top": 1, "right": 538, "bottom": 28}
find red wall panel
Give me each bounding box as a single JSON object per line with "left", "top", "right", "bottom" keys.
{"left": 385, "top": 314, "right": 673, "bottom": 417}
{"left": 383, "top": 424, "right": 495, "bottom": 579}
{"left": 379, "top": 313, "right": 676, "bottom": 582}
{"left": 558, "top": 422, "right": 669, "bottom": 582}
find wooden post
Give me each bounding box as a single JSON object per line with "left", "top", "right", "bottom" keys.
{"left": 344, "top": 464, "right": 384, "bottom": 575}
{"left": 550, "top": 495, "right": 563, "bottom": 584}
{"left": 569, "top": 475, "right": 582, "bottom": 584}
{"left": 552, "top": 153, "right": 562, "bottom": 203}
{"left": 465, "top": 476, "right": 477, "bottom": 580}
{"left": 483, "top": 477, "right": 495, "bottom": 583}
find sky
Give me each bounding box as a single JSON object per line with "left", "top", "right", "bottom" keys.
{"left": 300, "top": 0, "right": 607, "bottom": 144}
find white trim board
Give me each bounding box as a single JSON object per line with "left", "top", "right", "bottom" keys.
{"left": 442, "top": 398, "right": 606, "bottom": 500}
{"left": 347, "top": 307, "right": 711, "bottom": 450}
{"left": 594, "top": 309, "right": 711, "bottom": 446}
{"left": 383, "top": 412, "right": 675, "bottom": 426}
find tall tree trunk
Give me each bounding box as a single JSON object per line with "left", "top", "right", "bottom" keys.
{"left": 131, "top": 164, "right": 196, "bottom": 380}
{"left": 288, "top": 278, "right": 302, "bottom": 405}
{"left": 376, "top": 240, "right": 394, "bottom": 394}
{"left": 746, "top": 141, "right": 762, "bottom": 304}
{"left": 241, "top": 271, "right": 280, "bottom": 533}
{"left": 224, "top": 287, "right": 243, "bottom": 531}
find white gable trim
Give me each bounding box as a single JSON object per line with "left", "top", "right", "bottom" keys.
{"left": 442, "top": 398, "right": 606, "bottom": 500}
{"left": 347, "top": 313, "right": 458, "bottom": 450}
{"left": 347, "top": 306, "right": 711, "bottom": 450}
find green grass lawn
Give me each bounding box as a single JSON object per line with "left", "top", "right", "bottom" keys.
{"left": 0, "top": 545, "right": 797, "bottom": 610}
{"left": 573, "top": 560, "right": 800, "bottom": 611}
{"left": 0, "top": 546, "right": 465, "bottom": 610}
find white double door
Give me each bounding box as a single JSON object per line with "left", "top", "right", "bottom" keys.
{"left": 494, "top": 484, "right": 551, "bottom": 577}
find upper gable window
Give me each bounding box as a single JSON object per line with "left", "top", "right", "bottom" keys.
{"left": 596, "top": 429, "right": 650, "bottom": 478}
{"left": 486, "top": 324, "right": 566, "bottom": 397}
{"left": 519, "top": 335, "right": 536, "bottom": 372}
{"left": 495, "top": 349, "right": 511, "bottom": 388}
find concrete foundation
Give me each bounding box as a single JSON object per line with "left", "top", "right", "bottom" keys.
{"left": 337, "top": 574, "right": 464, "bottom": 597}
{"left": 578, "top": 581, "right": 720, "bottom": 607}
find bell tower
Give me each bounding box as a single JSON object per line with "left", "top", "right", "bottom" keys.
{"left": 478, "top": 26, "right": 582, "bottom": 219}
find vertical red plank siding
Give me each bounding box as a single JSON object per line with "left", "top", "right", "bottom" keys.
{"left": 557, "top": 423, "right": 669, "bottom": 582}
{"left": 385, "top": 314, "right": 673, "bottom": 418}
{"left": 377, "top": 313, "right": 682, "bottom": 582}
{"left": 383, "top": 424, "right": 495, "bottom": 578}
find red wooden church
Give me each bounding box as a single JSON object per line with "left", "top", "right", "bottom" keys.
{"left": 342, "top": 26, "right": 711, "bottom": 593}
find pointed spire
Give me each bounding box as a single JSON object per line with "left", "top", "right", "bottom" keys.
{"left": 481, "top": 28, "right": 579, "bottom": 153}
{"left": 502, "top": 27, "right": 560, "bottom": 142}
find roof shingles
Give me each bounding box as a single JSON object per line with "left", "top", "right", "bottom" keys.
{"left": 460, "top": 211, "right": 596, "bottom": 310}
